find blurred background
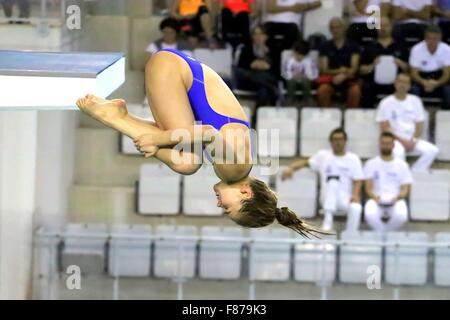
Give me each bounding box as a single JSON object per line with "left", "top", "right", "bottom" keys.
{"left": 0, "top": 0, "right": 449, "bottom": 300}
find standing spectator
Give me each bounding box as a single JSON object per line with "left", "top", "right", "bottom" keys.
{"left": 317, "top": 18, "right": 362, "bottom": 108}
{"left": 433, "top": 0, "right": 450, "bottom": 44}
{"left": 282, "top": 40, "right": 319, "bottom": 106}
{"left": 409, "top": 25, "right": 450, "bottom": 109}
{"left": 359, "top": 17, "right": 409, "bottom": 107}
{"left": 1, "top": 0, "right": 30, "bottom": 23}
{"left": 364, "top": 132, "right": 412, "bottom": 234}
{"left": 348, "top": 0, "right": 392, "bottom": 46}
{"left": 392, "top": 0, "right": 433, "bottom": 48}
{"left": 281, "top": 128, "right": 364, "bottom": 232}
{"left": 170, "top": 0, "right": 217, "bottom": 48}
{"left": 145, "top": 18, "right": 191, "bottom": 62}
{"left": 264, "top": 0, "right": 322, "bottom": 76}
{"left": 218, "top": 0, "right": 256, "bottom": 49}
{"left": 234, "top": 25, "right": 278, "bottom": 125}
{"left": 376, "top": 73, "right": 439, "bottom": 172}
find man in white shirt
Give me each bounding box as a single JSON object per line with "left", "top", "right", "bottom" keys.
{"left": 409, "top": 25, "right": 450, "bottom": 109}
{"left": 376, "top": 73, "right": 439, "bottom": 171}
{"left": 364, "top": 131, "right": 413, "bottom": 233}
{"left": 281, "top": 128, "right": 364, "bottom": 231}
{"left": 392, "top": 0, "right": 433, "bottom": 48}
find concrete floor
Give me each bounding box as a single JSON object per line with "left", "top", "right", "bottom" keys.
{"left": 52, "top": 275, "right": 450, "bottom": 300}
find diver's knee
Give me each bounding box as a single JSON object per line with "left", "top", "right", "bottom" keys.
{"left": 172, "top": 163, "right": 201, "bottom": 175}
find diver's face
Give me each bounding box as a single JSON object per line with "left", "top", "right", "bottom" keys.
{"left": 213, "top": 180, "right": 253, "bottom": 220}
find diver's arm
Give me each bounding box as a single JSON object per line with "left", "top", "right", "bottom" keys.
{"left": 135, "top": 124, "right": 218, "bottom": 149}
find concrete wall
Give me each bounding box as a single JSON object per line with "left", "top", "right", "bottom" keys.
{"left": 34, "top": 111, "right": 79, "bottom": 228}
{"left": 0, "top": 112, "right": 38, "bottom": 299}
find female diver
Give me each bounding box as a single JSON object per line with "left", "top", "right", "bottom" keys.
{"left": 76, "top": 48, "right": 327, "bottom": 238}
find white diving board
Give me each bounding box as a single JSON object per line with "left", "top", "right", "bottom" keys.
{"left": 0, "top": 51, "right": 126, "bottom": 110}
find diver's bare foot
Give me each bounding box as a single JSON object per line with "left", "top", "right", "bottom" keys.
{"left": 76, "top": 95, "right": 127, "bottom": 125}
{"left": 85, "top": 94, "right": 125, "bottom": 106}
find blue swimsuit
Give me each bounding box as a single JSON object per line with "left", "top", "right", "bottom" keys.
{"left": 157, "top": 48, "right": 254, "bottom": 165}
{"left": 158, "top": 48, "right": 250, "bottom": 130}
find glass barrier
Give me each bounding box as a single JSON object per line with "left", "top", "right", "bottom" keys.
{"left": 33, "top": 228, "right": 450, "bottom": 300}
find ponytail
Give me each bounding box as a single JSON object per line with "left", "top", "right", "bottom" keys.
{"left": 275, "top": 207, "right": 333, "bottom": 239}
{"left": 235, "top": 178, "right": 333, "bottom": 239}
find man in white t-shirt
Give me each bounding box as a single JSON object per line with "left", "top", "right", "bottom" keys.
{"left": 364, "top": 131, "right": 413, "bottom": 233}
{"left": 392, "top": 0, "right": 433, "bottom": 48}
{"left": 376, "top": 73, "right": 439, "bottom": 171}
{"left": 409, "top": 25, "right": 450, "bottom": 109}
{"left": 281, "top": 128, "right": 364, "bottom": 231}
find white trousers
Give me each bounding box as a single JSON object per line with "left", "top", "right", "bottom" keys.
{"left": 364, "top": 199, "right": 408, "bottom": 233}
{"left": 393, "top": 139, "right": 439, "bottom": 172}
{"left": 322, "top": 179, "right": 362, "bottom": 232}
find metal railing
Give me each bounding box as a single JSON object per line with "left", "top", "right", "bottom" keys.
{"left": 34, "top": 227, "right": 450, "bottom": 300}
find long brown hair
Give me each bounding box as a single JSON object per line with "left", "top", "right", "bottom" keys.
{"left": 236, "top": 178, "right": 332, "bottom": 238}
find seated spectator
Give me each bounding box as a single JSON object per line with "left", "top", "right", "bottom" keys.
{"left": 234, "top": 25, "right": 278, "bottom": 125}
{"left": 264, "top": 0, "right": 322, "bottom": 76}
{"left": 409, "top": 25, "right": 450, "bottom": 109}
{"left": 364, "top": 132, "right": 412, "bottom": 234}
{"left": 433, "top": 0, "right": 450, "bottom": 44}
{"left": 145, "top": 18, "right": 191, "bottom": 62}
{"left": 170, "top": 0, "right": 217, "bottom": 48}
{"left": 218, "top": 0, "right": 256, "bottom": 49}
{"left": 317, "top": 18, "right": 361, "bottom": 108}
{"left": 154, "top": 0, "right": 171, "bottom": 14}
{"left": 347, "top": 0, "right": 391, "bottom": 46}
{"left": 281, "top": 128, "right": 364, "bottom": 232}
{"left": 282, "top": 40, "right": 319, "bottom": 106}
{"left": 376, "top": 73, "right": 439, "bottom": 172}
{"left": 1, "top": 0, "right": 30, "bottom": 23}
{"left": 392, "top": 0, "right": 433, "bottom": 49}
{"left": 359, "top": 17, "right": 409, "bottom": 107}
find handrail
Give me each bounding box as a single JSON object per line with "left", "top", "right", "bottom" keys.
{"left": 35, "top": 229, "right": 450, "bottom": 249}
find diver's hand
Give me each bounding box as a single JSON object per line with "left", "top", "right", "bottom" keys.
{"left": 134, "top": 134, "right": 157, "bottom": 149}
{"left": 134, "top": 134, "right": 159, "bottom": 157}
{"left": 142, "top": 146, "right": 159, "bottom": 158}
